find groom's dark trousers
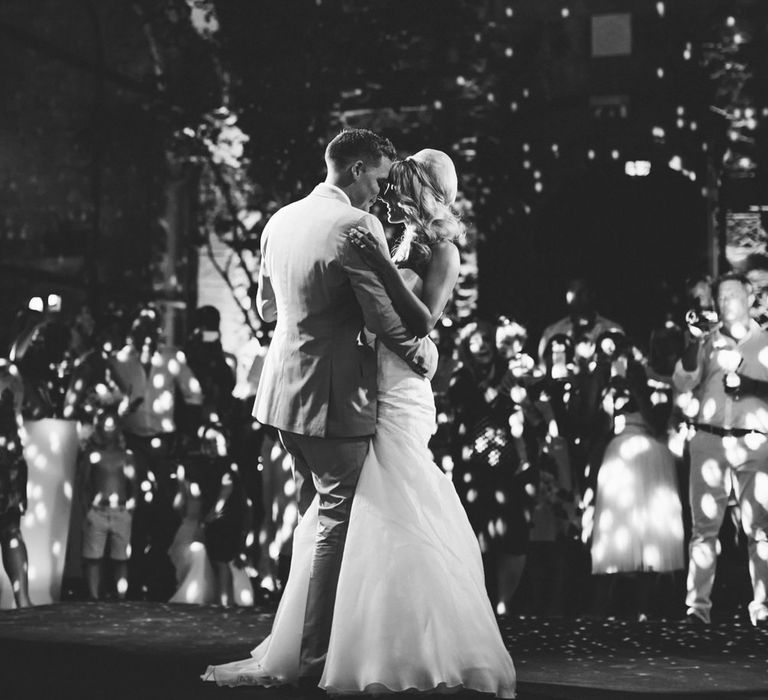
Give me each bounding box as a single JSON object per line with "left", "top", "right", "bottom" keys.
{"left": 279, "top": 430, "right": 371, "bottom": 679}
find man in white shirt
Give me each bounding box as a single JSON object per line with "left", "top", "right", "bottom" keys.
{"left": 673, "top": 273, "right": 768, "bottom": 628}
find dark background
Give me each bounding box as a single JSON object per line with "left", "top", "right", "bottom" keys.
{"left": 0, "top": 0, "right": 765, "bottom": 350}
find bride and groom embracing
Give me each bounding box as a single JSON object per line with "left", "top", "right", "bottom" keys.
{"left": 204, "top": 129, "right": 516, "bottom": 697}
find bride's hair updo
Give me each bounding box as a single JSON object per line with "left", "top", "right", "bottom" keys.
{"left": 389, "top": 149, "right": 465, "bottom": 269}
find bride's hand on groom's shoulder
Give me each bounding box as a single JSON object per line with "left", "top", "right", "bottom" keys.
{"left": 347, "top": 225, "right": 391, "bottom": 272}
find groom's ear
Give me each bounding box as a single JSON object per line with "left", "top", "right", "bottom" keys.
{"left": 350, "top": 160, "right": 365, "bottom": 179}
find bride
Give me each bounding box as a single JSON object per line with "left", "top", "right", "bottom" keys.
{"left": 203, "top": 149, "right": 517, "bottom": 697}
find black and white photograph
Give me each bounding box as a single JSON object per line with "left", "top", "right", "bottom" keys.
{"left": 0, "top": 1, "right": 767, "bottom": 698}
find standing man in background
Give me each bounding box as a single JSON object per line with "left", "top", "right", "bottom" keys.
{"left": 673, "top": 273, "right": 768, "bottom": 628}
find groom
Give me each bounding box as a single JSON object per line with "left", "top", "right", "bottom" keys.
{"left": 254, "top": 128, "right": 438, "bottom": 682}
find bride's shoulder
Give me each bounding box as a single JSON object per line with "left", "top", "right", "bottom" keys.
{"left": 431, "top": 239, "right": 460, "bottom": 255}
{"left": 428, "top": 240, "right": 461, "bottom": 270}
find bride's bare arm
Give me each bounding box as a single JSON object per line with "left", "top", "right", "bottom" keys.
{"left": 349, "top": 226, "right": 460, "bottom": 338}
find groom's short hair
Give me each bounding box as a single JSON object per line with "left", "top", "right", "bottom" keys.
{"left": 325, "top": 129, "right": 396, "bottom": 170}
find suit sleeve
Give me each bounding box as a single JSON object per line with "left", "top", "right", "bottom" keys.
{"left": 256, "top": 229, "right": 277, "bottom": 324}
{"left": 341, "top": 214, "right": 438, "bottom": 380}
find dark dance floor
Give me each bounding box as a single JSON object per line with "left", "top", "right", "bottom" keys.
{"left": 0, "top": 602, "right": 766, "bottom": 700}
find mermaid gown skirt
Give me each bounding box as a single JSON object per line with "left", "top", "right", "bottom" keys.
{"left": 203, "top": 346, "right": 517, "bottom": 696}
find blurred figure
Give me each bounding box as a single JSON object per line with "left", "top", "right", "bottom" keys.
{"left": 8, "top": 300, "right": 96, "bottom": 605}
{"left": 62, "top": 306, "right": 115, "bottom": 424}
{"left": 182, "top": 306, "right": 257, "bottom": 599}
{"left": 536, "top": 334, "right": 581, "bottom": 497}
{"left": 495, "top": 317, "right": 531, "bottom": 368}
{"left": 167, "top": 458, "right": 208, "bottom": 604}
{"left": 587, "top": 341, "right": 685, "bottom": 621}
{"left": 169, "top": 421, "right": 254, "bottom": 607}
{"left": 255, "top": 426, "right": 298, "bottom": 596}
{"left": 110, "top": 306, "right": 203, "bottom": 600}
{"left": 10, "top": 313, "right": 72, "bottom": 421}
{"left": 521, "top": 469, "right": 570, "bottom": 617}
{"left": 537, "top": 278, "right": 624, "bottom": 365}
{"left": 229, "top": 325, "right": 291, "bottom": 597}
{"left": 449, "top": 320, "right": 535, "bottom": 614}
{"left": 202, "top": 457, "right": 253, "bottom": 607}
{"left": 0, "top": 360, "right": 32, "bottom": 608}
{"left": 78, "top": 392, "right": 138, "bottom": 601}
{"left": 685, "top": 273, "right": 715, "bottom": 319}
{"left": 744, "top": 253, "right": 768, "bottom": 328}
{"left": 674, "top": 273, "right": 768, "bottom": 628}
{"left": 646, "top": 311, "right": 685, "bottom": 432}
{"left": 184, "top": 306, "right": 237, "bottom": 429}
{"left": 449, "top": 320, "right": 506, "bottom": 540}
{"left": 427, "top": 318, "right": 461, "bottom": 475}
{"left": 522, "top": 334, "right": 586, "bottom": 616}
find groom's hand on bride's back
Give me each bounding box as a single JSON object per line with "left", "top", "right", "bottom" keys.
{"left": 405, "top": 333, "right": 439, "bottom": 380}
{"left": 416, "top": 336, "right": 439, "bottom": 380}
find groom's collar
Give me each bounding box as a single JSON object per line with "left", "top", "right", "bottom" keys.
{"left": 312, "top": 182, "right": 351, "bottom": 206}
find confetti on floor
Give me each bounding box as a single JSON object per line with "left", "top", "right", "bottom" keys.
{"left": 0, "top": 602, "right": 766, "bottom": 699}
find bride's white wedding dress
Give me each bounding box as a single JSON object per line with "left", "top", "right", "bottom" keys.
{"left": 203, "top": 342, "right": 517, "bottom": 697}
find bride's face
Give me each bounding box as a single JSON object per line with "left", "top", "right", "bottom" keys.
{"left": 383, "top": 189, "right": 405, "bottom": 224}
{"left": 381, "top": 183, "right": 406, "bottom": 224}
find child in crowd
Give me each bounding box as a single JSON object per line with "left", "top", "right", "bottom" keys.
{"left": 79, "top": 397, "right": 137, "bottom": 601}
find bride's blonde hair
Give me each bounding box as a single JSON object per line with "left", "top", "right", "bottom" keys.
{"left": 389, "top": 149, "right": 465, "bottom": 268}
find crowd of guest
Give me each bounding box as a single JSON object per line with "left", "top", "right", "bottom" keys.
{"left": 0, "top": 301, "right": 259, "bottom": 608}
{"left": 433, "top": 272, "right": 766, "bottom": 627}
{"left": 0, "top": 270, "right": 766, "bottom": 629}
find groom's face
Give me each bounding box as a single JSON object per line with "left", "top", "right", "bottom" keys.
{"left": 348, "top": 157, "right": 393, "bottom": 211}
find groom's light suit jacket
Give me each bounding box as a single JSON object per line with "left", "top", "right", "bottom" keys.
{"left": 253, "top": 183, "right": 438, "bottom": 438}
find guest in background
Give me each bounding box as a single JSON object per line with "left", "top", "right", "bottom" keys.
{"left": 674, "top": 273, "right": 768, "bottom": 628}
{"left": 744, "top": 253, "right": 768, "bottom": 328}
{"left": 168, "top": 458, "right": 208, "bottom": 605}
{"left": 110, "top": 306, "right": 203, "bottom": 600}
{"left": 449, "top": 320, "right": 534, "bottom": 613}
{"left": 184, "top": 306, "right": 237, "bottom": 430}
{"left": 427, "top": 318, "right": 461, "bottom": 473}
{"left": 233, "top": 324, "right": 296, "bottom": 597}
{"left": 646, "top": 310, "right": 686, "bottom": 435}
{"left": 10, "top": 314, "right": 73, "bottom": 421}
{"left": 685, "top": 273, "right": 715, "bottom": 320}
{"left": 255, "top": 426, "right": 299, "bottom": 596}
{"left": 230, "top": 329, "right": 271, "bottom": 595}
{"left": 518, "top": 335, "right": 585, "bottom": 616}
{"left": 537, "top": 278, "right": 624, "bottom": 366}
{"left": 449, "top": 320, "right": 506, "bottom": 547}
{"left": 535, "top": 280, "right": 622, "bottom": 501}
{"left": 587, "top": 340, "right": 685, "bottom": 621}
{"left": 78, "top": 394, "right": 138, "bottom": 601}
{"left": 520, "top": 468, "right": 569, "bottom": 617}
{"left": 0, "top": 359, "right": 32, "bottom": 608}
{"left": 494, "top": 318, "right": 539, "bottom": 613}
{"left": 202, "top": 454, "right": 253, "bottom": 607}
{"left": 62, "top": 306, "right": 115, "bottom": 425}
{"left": 169, "top": 420, "right": 254, "bottom": 607}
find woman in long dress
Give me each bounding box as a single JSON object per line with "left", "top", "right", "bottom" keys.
{"left": 588, "top": 340, "right": 685, "bottom": 619}
{"left": 203, "top": 149, "right": 516, "bottom": 697}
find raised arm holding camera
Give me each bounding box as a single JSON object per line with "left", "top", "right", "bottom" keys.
{"left": 672, "top": 272, "right": 768, "bottom": 629}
